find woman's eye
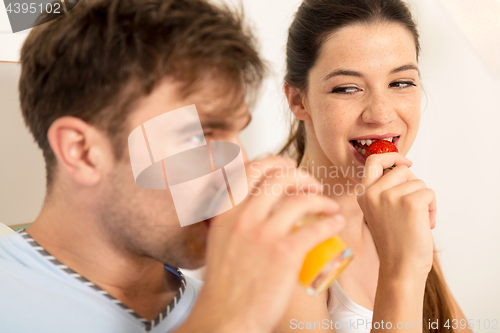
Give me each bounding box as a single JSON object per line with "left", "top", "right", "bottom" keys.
{"left": 188, "top": 133, "right": 206, "bottom": 145}
{"left": 390, "top": 81, "right": 416, "bottom": 89}
{"left": 331, "top": 86, "right": 360, "bottom": 94}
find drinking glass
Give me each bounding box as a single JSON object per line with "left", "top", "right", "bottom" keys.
{"left": 293, "top": 215, "right": 353, "bottom": 296}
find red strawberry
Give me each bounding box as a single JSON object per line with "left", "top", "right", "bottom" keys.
{"left": 365, "top": 140, "right": 398, "bottom": 159}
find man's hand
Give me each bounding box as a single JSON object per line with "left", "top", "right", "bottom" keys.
{"left": 176, "top": 156, "right": 345, "bottom": 333}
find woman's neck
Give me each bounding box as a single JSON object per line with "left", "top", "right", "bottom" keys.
{"left": 298, "top": 149, "right": 368, "bottom": 251}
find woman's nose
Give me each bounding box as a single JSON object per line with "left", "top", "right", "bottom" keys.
{"left": 361, "top": 91, "right": 397, "bottom": 125}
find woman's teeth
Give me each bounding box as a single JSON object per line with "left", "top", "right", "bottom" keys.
{"left": 357, "top": 147, "right": 367, "bottom": 156}
{"left": 352, "top": 137, "right": 395, "bottom": 156}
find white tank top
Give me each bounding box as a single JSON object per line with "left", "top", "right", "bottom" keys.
{"left": 327, "top": 281, "right": 373, "bottom": 333}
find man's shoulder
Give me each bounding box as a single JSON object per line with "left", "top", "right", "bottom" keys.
{"left": 0, "top": 231, "right": 30, "bottom": 264}
{"left": 0, "top": 232, "right": 139, "bottom": 332}
{"left": 0, "top": 234, "right": 204, "bottom": 333}
{"left": 0, "top": 231, "right": 62, "bottom": 276}
{"left": 0, "top": 243, "right": 144, "bottom": 333}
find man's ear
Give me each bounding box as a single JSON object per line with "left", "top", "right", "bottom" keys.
{"left": 47, "top": 116, "right": 113, "bottom": 187}
{"left": 284, "top": 84, "right": 310, "bottom": 121}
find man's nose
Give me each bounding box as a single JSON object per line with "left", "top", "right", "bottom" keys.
{"left": 361, "top": 90, "right": 397, "bottom": 126}
{"left": 224, "top": 134, "right": 248, "bottom": 163}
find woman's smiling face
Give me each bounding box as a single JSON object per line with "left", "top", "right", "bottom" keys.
{"left": 298, "top": 22, "right": 420, "bottom": 180}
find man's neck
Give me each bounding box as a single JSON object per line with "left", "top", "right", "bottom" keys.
{"left": 27, "top": 202, "right": 181, "bottom": 321}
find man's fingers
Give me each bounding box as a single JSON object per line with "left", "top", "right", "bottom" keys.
{"left": 286, "top": 215, "right": 345, "bottom": 256}
{"left": 243, "top": 158, "right": 322, "bottom": 225}
{"left": 265, "top": 194, "right": 340, "bottom": 236}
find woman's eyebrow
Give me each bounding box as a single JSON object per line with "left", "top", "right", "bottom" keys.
{"left": 323, "top": 63, "right": 419, "bottom": 81}
{"left": 390, "top": 63, "right": 419, "bottom": 75}
{"left": 323, "top": 69, "right": 364, "bottom": 81}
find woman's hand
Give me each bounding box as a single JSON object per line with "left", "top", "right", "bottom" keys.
{"left": 357, "top": 152, "right": 437, "bottom": 278}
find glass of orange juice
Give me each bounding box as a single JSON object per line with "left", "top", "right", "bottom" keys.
{"left": 293, "top": 215, "right": 353, "bottom": 296}
{"left": 207, "top": 181, "right": 353, "bottom": 297}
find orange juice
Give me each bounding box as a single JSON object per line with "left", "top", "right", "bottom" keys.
{"left": 294, "top": 215, "right": 353, "bottom": 296}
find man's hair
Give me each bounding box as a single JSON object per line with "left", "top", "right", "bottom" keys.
{"left": 19, "top": 0, "right": 264, "bottom": 194}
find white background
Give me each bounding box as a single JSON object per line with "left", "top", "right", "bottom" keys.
{"left": 1, "top": 0, "right": 499, "bottom": 327}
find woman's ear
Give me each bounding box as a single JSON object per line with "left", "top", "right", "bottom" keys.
{"left": 284, "top": 84, "right": 311, "bottom": 121}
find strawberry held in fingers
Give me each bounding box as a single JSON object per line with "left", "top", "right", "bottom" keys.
{"left": 364, "top": 140, "right": 399, "bottom": 170}
{"left": 365, "top": 140, "right": 399, "bottom": 159}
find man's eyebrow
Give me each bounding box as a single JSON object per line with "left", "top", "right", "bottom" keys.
{"left": 323, "top": 69, "right": 364, "bottom": 81}
{"left": 390, "top": 63, "right": 420, "bottom": 75}
{"left": 201, "top": 113, "right": 252, "bottom": 131}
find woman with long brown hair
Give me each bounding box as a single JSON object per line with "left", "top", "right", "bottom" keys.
{"left": 276, "top": 0, "right": 471, "bottom": 332}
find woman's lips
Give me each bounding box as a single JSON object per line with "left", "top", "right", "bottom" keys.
{"left": 393, "top": 136, "right": 400, "bottom": 147}
{"left": 349, "top": 141, "right": 367, "bottom": 164}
